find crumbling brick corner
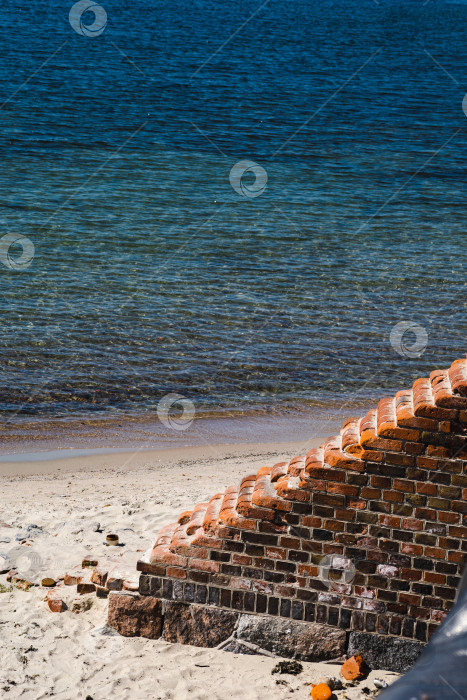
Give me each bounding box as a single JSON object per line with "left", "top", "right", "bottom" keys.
{"left": 109, "top": 356, "right": 467, "bottom": 668}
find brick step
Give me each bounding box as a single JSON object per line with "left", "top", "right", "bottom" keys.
{"left": 431, "top": 368, "right": 467, "bottom": 409}
{"left": 414, "top": 372, "right": 466, "bottom": 421}
{"left": 202, "top": 492, "right": 224, "bottom": 534}
{"left": 270, "top": 461, "right": 288, "bottom": 482}
{"left": 274, "top": 473, "right": 311, "bottom": 501}
{"left": 304, "top": 446, "right": 324, "bottom": 476}
{"left": 236, "top": 473, "right": 277, "bottom": 522}
{"left": 449, "top": 358, "right": 467, "bottom": 396}
{"left": 359, "top": 408, "right": 377, "bottom": 446}
{"left": 252, "top": 466, "right": 292, "bottom": 512}
{"left": 395, "top": 389, "right": 437, "bottom": 431}
{"left": 170, "top": 521, "right": 198, "bottom": 556}
{"left": 186, "top": 502, "right": 209, "bottom": 535}
{"left": 323, "top": 434, "right": 364, "bottom": 472}
{"left": 376, "top": 397, "right": 420, "bottom": 442}
{"left": 214, "top": 482, "right": 258, "bottom": 531}
{"left": 341, "top": 417, "right": 361, "bottom": 454}
{"left": 177, "top": 510, "right": 193, "bottom": 526}
{"left": 155, "top": 522, "right": 178, "bottom": 547}
{"left": 285, "top": 455, "right": 306, "bottom": 476}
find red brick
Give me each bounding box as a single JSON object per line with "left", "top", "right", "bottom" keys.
{"left": 379, "top": 515, "right": 401, "bottom": 528}
{"left": 385, "top": 453, "right": 414, "bottom": 467}
{"left": 189, "top": 559, "right": 219, "bottom": 573}
{"left": 335, "top": 509, "right": 355, "bottom": 521}
{"left": 393, "top": 479, "right": 414, "bottom": 493}
{"left": 447, "top": 551, "right": 465, "bottom": 563}
{"left": 405, "top": 442, "right": 426, "bottom": 455}
{"left": 253, "top": 580, "right": 273, "bottom": 594}
{"left": 327, "top": 483, "right": 359, "bottom": 497}
{"left": 438, "top": 511, "right": 460, "bottom": 524}
{"left": 308, "top": 479, "right": 327, "bottom": 491}
{"left": 402, "top": 518, "right": 423, "bottom": 531}
{"left": 424, "top": 547, "right": 445, "bottom": 560}
{"left": 362, "top": 436, "right": 402, "bottom": 452}
{"left": 424, "top": 572, "right": 446, "bottom": 584}
{"left": 306, "top": 467, "right": 345, "bottom": 481}
{"left": 427, "top": 445, "right": 450, "bottom": 458}
{"left": 417, "top": 456, "right": 439, "bottom": 470}
{"left": 416, "top": 482, "right": 437, "bottom": 496}
{"left": 302, "top": 516, "right": 322, "bottom": 528}
{"left": 379, "top": 427, "right": 419, "bottom": 441}
{"left": 274, "top": 585, "right": 297, "bottom": 597}
{"left": 324, "top": 519, "right": 345, "bottom": 532}
{"left": 383, "top": 490, "right": 404, "bottom": 503}
{"left": 265, "top": 547, "right": 287, "bottom": 560}
{"left": 400, "top": 593, "right": 421, "bottom": 606}
{"left": 47, "top": 598, "right": 67, "bottom": 613}
{"left": 230, "top": 577, "right": 251, "bottom": 590}
{"left": 418, "top": 406, "right": 457, "bottom": 421}
{"left": 409, "top": 606, "right": 431, "bottom": 620}
{"left": 361, "top": 487, "right": 381, "bottom": 499}
{"left": 297, "top": 564, "right": 319, "bottom": 577}
{"left": 401, "top": 543, "right": 423, "bottom": 556}
{"left": 280, "top": 536, "right": 300, "bottom": 549}
{"left": 232, "top": 554, "right": 252, "bottom": 565}
{"left": 449, "top": 526, "right": 467, "bottom": 538}
{"left": 322, "top": 543, "right": 343, "bottom": 555}
{"left": 431, "top": 609, "right": 448, "bottom": 622}
{"left": 167, "top": 567, "right": 187, "bottom": 579}
{"left": 349, "top": 499, "right": 366, "bottom": 510}
{"left": 401, "top": 568, "right": 422, "bottom": 581}
{"left": 415, "top": 508, "right": 436, "bottom": 521}
{"left": 370, "top": 475, "right": 392, "bottom": 488}
{"left": 360, "top": 449, "right": 383, "bottom": 462}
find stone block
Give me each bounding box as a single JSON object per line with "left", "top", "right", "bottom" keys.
{"left": 108, "top": 592, "right": 163, "bottom": 639}
{"left": 162, "top": 602, "right": 238, "bottom": 647}
{"left": 348, "top": 631, "right": 425, "bottom": 673}
{"left": 236, "top": 615, "right": 346, "bottom": 661}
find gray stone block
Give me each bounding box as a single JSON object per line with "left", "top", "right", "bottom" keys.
{"left": 162, "top": 602, "right": 238, "bottom": 647}
{"left": 348, "top": 632, "right": 425, "bottom": 673}
{"left": 236, "top": 614, "right": 346, "bottom": 661}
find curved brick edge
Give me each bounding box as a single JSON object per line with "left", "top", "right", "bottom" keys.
{"left": 107, "top": 593, "right": 424, "bottom": 671}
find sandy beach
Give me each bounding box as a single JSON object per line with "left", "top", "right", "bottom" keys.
{"left": 0, "top": 440, "right": 398, "bottom": 699}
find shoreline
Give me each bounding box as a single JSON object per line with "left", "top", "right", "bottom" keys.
{"left": 0, "top": 404, "right": 363, "bottom": 460}
{"left": 0, "top": 438, "right": 324, "bottom": 478}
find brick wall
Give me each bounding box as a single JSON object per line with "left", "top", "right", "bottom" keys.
{"left": 136, "top": 358, "right": 467, "bottom": 644}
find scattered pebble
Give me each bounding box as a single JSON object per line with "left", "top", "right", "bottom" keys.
{"left": 272, "top": 660, "right": 303, "bottom": 675}
{"left": 41, "top": 578, "right": 56, "bottom": 587}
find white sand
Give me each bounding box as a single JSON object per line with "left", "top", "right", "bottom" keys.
{"left": 0, "top": 442, "right": 399, "bottom": 699}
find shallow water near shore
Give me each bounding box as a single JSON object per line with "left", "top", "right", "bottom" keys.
{"left": 1, "top": 0, "right": 467, "bottom": 429}
{"left": 0, "top": 406, "right": 346, "bottom": 461}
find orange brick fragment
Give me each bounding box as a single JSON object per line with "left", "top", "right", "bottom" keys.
{"left": 311, "top": 684, "right": 332, "bottom": 700}
{"left": 341, "top": 655, "right": 364, "bottom": 681}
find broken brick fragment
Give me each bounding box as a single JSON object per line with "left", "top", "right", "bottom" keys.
{"left": 311, "top": 684, "right": 332, "bottom": 700}
{"left": 341, "top": 654, "right": 364, "bottom": 681}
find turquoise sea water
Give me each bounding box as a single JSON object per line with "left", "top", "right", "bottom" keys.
{"left": 0, "top": 0, "right": 466, "bottom": 421}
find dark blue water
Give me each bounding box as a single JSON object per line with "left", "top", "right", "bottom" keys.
{"left": 0, "top": 0, "right": 466, "bottom": 420}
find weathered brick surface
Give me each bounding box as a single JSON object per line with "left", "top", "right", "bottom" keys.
{"left": 135, "top": 357, "right": 467, "bottom": 644}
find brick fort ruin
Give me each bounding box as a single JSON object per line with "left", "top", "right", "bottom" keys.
{"left": 108, "top": 356, "right": 467, "bottom": 670}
